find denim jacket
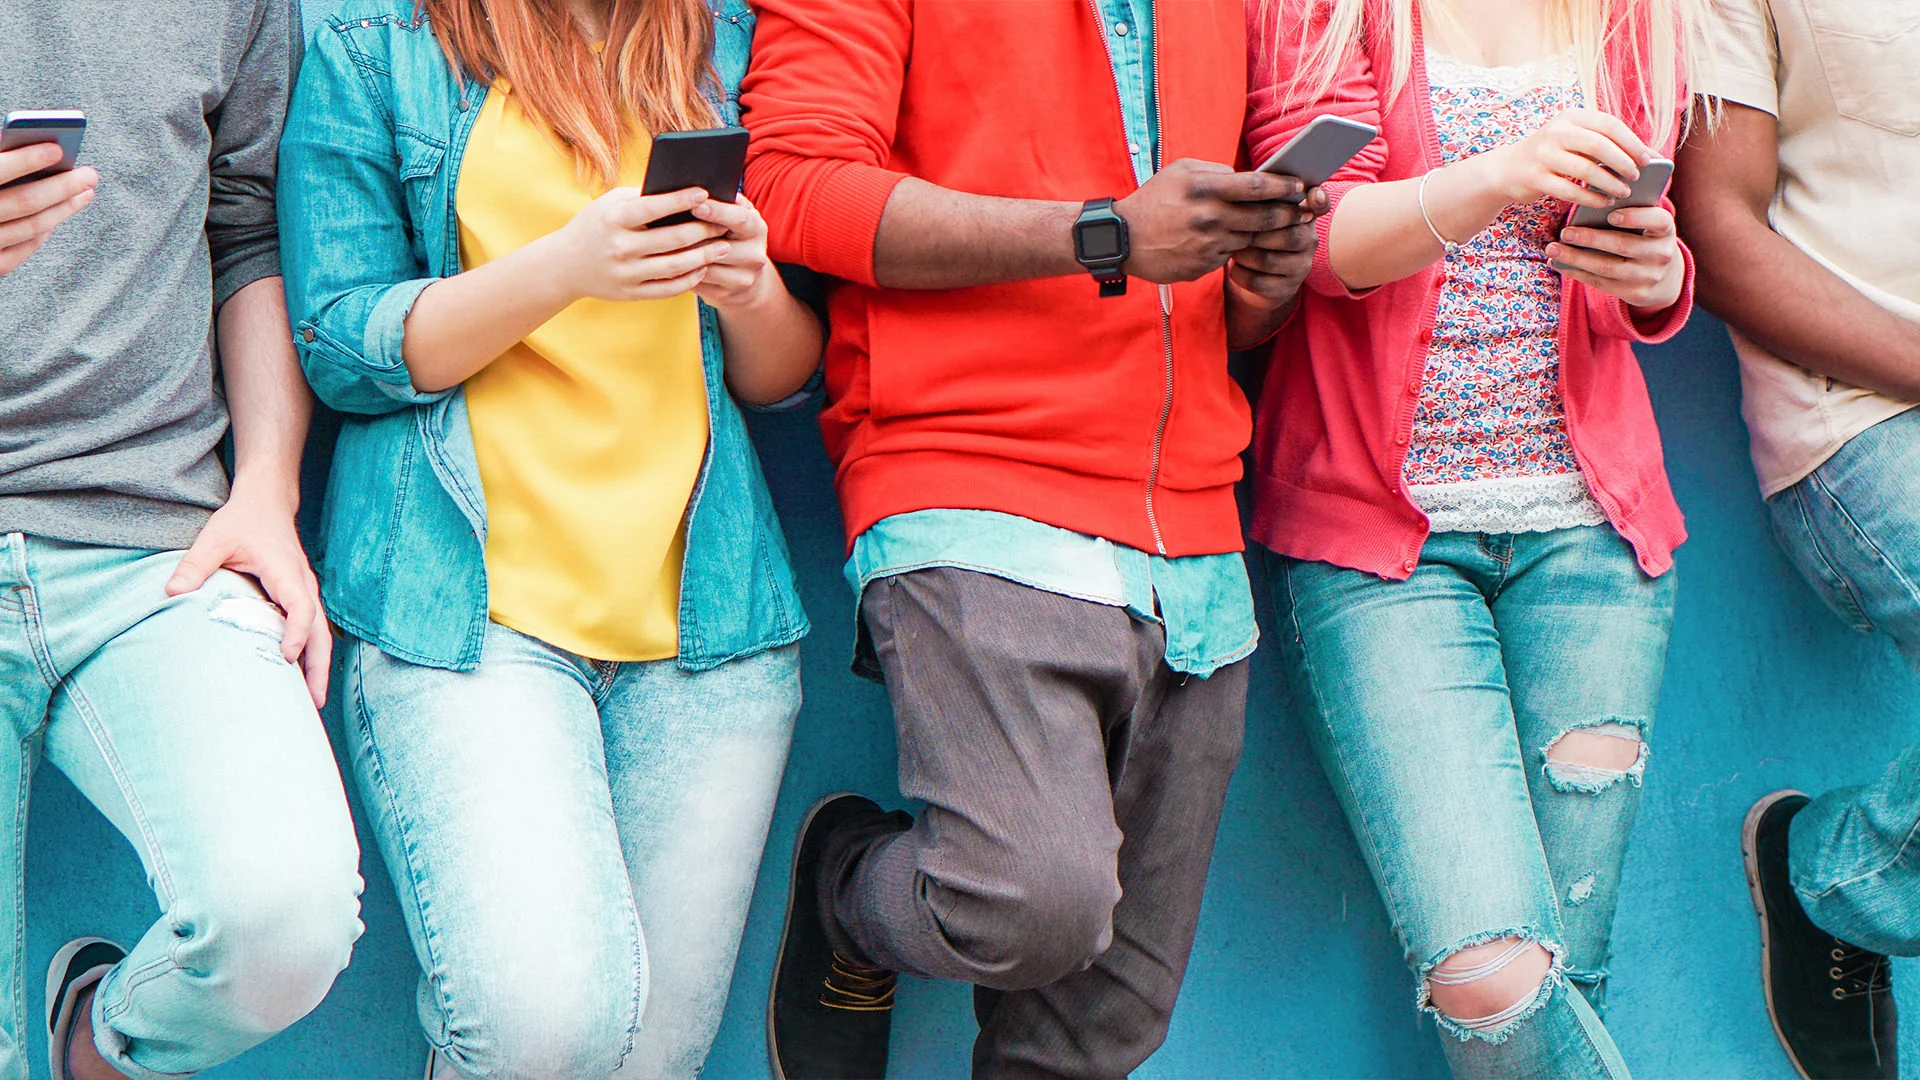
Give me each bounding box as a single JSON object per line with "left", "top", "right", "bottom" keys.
{"left": 278, "top": 0, "right": 807, "bottom": 672}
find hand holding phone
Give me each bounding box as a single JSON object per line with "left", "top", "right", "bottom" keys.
{"left": 0, "top": 110, "right": 98, "bottom": 277}
{"left": 1549, "top": 156, "right": 1674, "bottom": 273}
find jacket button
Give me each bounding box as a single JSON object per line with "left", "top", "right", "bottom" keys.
{"left": 301, "top": 328, "right": 316, "bottom": 343}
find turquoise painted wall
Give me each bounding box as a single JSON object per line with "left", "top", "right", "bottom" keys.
{"left": 25, "top": 311, "right": 1920, "bottom": 1079}
{"left": 18, "top": 13, "right": 1920, "bottom": 1069}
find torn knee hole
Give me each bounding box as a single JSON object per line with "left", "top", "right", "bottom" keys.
{"left": 1425, "top": 937, "right": 1555, "bottom": 1035}
{"left": 1543, "top": 721, "right": 1646, "bottom": 792}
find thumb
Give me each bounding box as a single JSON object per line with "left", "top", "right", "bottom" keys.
{"left": 165, "top": 538, "right": 229, "bottom": 596}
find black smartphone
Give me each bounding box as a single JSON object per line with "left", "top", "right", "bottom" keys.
{"left": 642, "top": 127, "right": 750, "bottom": 227}
{"left": 1, "top": 110, "right": 87, "bottom": 189}
{"left": 1552, "top": 157, "right": 1675, "bottom": 272}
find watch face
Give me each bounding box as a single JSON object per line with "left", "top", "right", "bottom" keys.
{"left": 1078, "top": 221, "right": 1123, "bottom": 261}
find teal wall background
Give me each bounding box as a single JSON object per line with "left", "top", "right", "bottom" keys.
{"left": 18, "top": 10, "right": 1920, "bottom": 1071}
{"left": 26, "top": 313, "right": 1920, "bottom": 1080}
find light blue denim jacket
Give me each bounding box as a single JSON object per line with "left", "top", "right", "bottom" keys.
{"left": 277, "top": 0, "right": 807, "bottom": 672}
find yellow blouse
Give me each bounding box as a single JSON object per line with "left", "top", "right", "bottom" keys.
{"left": 456, "top": 86, "right": 708, "bottom": 662}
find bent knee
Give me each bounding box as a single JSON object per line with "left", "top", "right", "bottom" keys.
{"left": 963, "top": 861, "right": 1121, "bottom": 989}
{"left": 438, "top": 966, "right": 642, "bottom": 1080}
{"left": 1424, "top": 937, "right": 1556, "bottom": 1037}
{"left": 171, "top": 870, "right": 365, "bottom": 1032}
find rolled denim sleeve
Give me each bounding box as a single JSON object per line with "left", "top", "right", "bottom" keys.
{"left": 277, "top": 21, "right": 450, "bottom": 415}
{"left": 207, "top": 0, "right": 303, "bottom": 305}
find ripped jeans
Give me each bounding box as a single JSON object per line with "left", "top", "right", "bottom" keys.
{"left": 1268, "top": 526, "right": 1676, "bottom": 1080}
{"left": 0, "top": 535, "right": 365, "bottom": 1080}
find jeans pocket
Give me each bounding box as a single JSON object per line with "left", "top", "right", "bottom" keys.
{"left": 1803, "top": 0, "right": 1920, "bottom": 135}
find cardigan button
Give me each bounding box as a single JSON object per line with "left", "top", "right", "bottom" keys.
{"left": 1403, "top": 559, "right": 1417, "bottom": 573}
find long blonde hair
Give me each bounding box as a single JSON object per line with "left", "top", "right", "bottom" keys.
{"left": 1262, "top": 0, "right": 1713, "bottom": 148}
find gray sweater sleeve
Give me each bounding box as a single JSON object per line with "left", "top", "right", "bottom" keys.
{"left": 207, "top": 0, "right": 302, "bottom": 305}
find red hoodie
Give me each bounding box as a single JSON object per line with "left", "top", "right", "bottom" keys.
{"left": 1244, "top": 0, "right": 1694, "bottom": 580}
{"left": 742, "top": 0, "right": 1252, "bottom": 556}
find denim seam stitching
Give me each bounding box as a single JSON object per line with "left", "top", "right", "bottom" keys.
{"left": 1279, "top": 561, "right": 1414, "bottom": 931}
{"left": 1789, "top": 484, "right": 1876, "bottom": 632}
{"left": 60, "top": 676, "right": 177, "bottom": 905}
{"left": 1808, "top": 470, "right": 1920, "bottom": 618}
{"left": 347, "top": 646, "right": 454, "bottom": 1007}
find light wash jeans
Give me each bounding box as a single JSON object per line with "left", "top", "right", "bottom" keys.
{"left": 343, "top": 624, "right": 800, "bottom": 1080}
{"left": 1768, "top": 407, "right": 1920, "bottom": 955}
{"left": 0, "top": 535, "right": 364, "bottom": 1080}
{"left": 1269, "top": 526, "right": 1676, "bottom": 1080}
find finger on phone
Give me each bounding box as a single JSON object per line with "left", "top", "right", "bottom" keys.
{"left": 610, "top": 185, "right": 708, "bottom": 229}
{"left": 1546, "top": 241, "right": 1629, "bottom": 277}
{"left": 0, "top": 141, "right": 64, "bottom": 185}
{"left": 1607, "top": 206, "right": 1675, "bottom": 236}
{"left": 1575, "top": 109, "right": 1654, "bottom": 165}
{"left": 1212, "top": 170, "right": 1305, "bottom": 205}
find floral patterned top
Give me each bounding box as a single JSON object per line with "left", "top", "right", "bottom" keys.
{"left": 1404, "top": 50, "right": 1609, "bottom": 535}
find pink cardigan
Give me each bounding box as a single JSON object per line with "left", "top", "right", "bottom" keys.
{"left": 1244, "top": 0, "right": 1694, "bottom": 580}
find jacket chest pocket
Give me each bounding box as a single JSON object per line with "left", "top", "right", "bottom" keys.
{"left": 1802, "top": 0, "right": 1920, "bottom": 136}
{"left": 396, "top": 129, "right": 450, "bottom": 267}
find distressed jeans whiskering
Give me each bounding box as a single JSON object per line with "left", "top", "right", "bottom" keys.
{"left": 1768, "top": 407, "right": 1920, "bottom": 955}
{"left": 0, "top": 534, "right": 364, "bottom": 1080}
{"left": 1268, "top": 525, "right": 1676, "bottom": 1080}
{"left": 343, "top": 626, "right": 799, "bottom": 1080}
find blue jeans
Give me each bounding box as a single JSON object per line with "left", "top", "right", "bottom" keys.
{"left": 343, "top": 625, "right": 800, "bottom": 1080}
{"left": 1768, "top": 406, "right": 1920, "bottom": 955}
{"left": 1268, "top": 526, "right": 1676, "bottom": 1080}
{"left": 0, "top": 536, "right": 364, "bottom": 1080}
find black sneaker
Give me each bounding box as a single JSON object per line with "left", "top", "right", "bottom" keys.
{"left": 1744, "top": 790, "right": 1896, "bottom": 1080}
{"left": 769, "top": 793, "right": 898, "bottom": 1080}
{"left": 46, "top": 937, "right": 125, "bottom": 1080}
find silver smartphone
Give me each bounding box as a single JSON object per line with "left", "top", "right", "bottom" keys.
{"left": 1256, "top": 115, "right": 1380, "bottom": 203}
{"left": 1551, "top": 157, "right": 1673, "bottom": 272}
{"left": 1, "top": 110, "right": 87, "bottom": 188}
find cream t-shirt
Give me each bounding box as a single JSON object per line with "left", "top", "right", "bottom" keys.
{"left": 1702, "top": 0, "right": 1920, "bottom": 496}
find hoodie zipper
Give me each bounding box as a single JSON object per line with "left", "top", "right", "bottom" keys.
{"left": 1086, "top": 0, "right": 1175, "bottom": 555}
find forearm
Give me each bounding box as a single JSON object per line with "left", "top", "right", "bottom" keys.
{"left": 1692, "top": 213, "right": 1920, "bottom": 401}
{"left": 400, "top": 237, "right": 576, "bottom": 392}
{"left": 872, "top": 178, "right": 1084, "bottom": 290}
{"left": 217, "top": 277, "right": 312, "bottom": 508}
{"left": 719, "top": 283, "right": 826, "bottom": 405}
{"left": 1328, "top": 157, "right": 1509, "bottom": 289}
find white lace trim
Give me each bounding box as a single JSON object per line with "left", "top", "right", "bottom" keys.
{"left": 1409, "top": 473, "right": 1608, "bottom": 535}
{"left": 1426, "top": 48, "right": 1576, "bottom": 95}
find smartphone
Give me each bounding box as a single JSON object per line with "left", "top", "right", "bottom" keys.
{"left": 642, "top": 127, "right": 750, "bottom": 228}
{"left": 1, "top": 110, "right": 87, "bottom": 189}
{"left": 1551, "top": 157, "right": 1675, "bottom": 272}
{"left": 1255, "top": 115, "right": 1380, "bottom": 203}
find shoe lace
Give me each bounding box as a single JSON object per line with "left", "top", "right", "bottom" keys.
{"left": 1828, "top": 942, "right": 1893, "bottom": 1001}
{"left": 820, "top": 952, "right": 897, "bottom": 1012}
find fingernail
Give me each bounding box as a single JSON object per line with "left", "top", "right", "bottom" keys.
{"left": 712, "top": 243, "right": 731, "bottom": 259}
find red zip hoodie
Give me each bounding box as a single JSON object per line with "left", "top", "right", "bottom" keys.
{"left": 1244, "top": 0, "right": 1694, "bottom": 580}
{"left": 742, "top": 0, "right": 1252, "bottom": 556}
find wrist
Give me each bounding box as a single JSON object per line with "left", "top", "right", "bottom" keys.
{"left": 227, "top": 471, "right": 301, "bottom": 516}
{"left": 525, "top": 232, "right": 590, "bottom": 305}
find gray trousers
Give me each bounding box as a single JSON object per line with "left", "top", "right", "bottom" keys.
{"left": 823, "top": 568, "right": 1248, "bottom": 1079}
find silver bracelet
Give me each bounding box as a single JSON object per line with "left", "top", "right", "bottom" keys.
{"left": 1417, "top": 169, "right": 1462, "bottom": 257}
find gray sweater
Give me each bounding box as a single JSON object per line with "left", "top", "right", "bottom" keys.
{"left": 0, "top": 0, "right": 301, "bottom": 550}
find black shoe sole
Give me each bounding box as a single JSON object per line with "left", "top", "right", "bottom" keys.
{"left": 1745, "top": 789, "right": 1814, "bottom": 1080}
{"left": 768, "top": 791, "right": 866, "bottom": 1080}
